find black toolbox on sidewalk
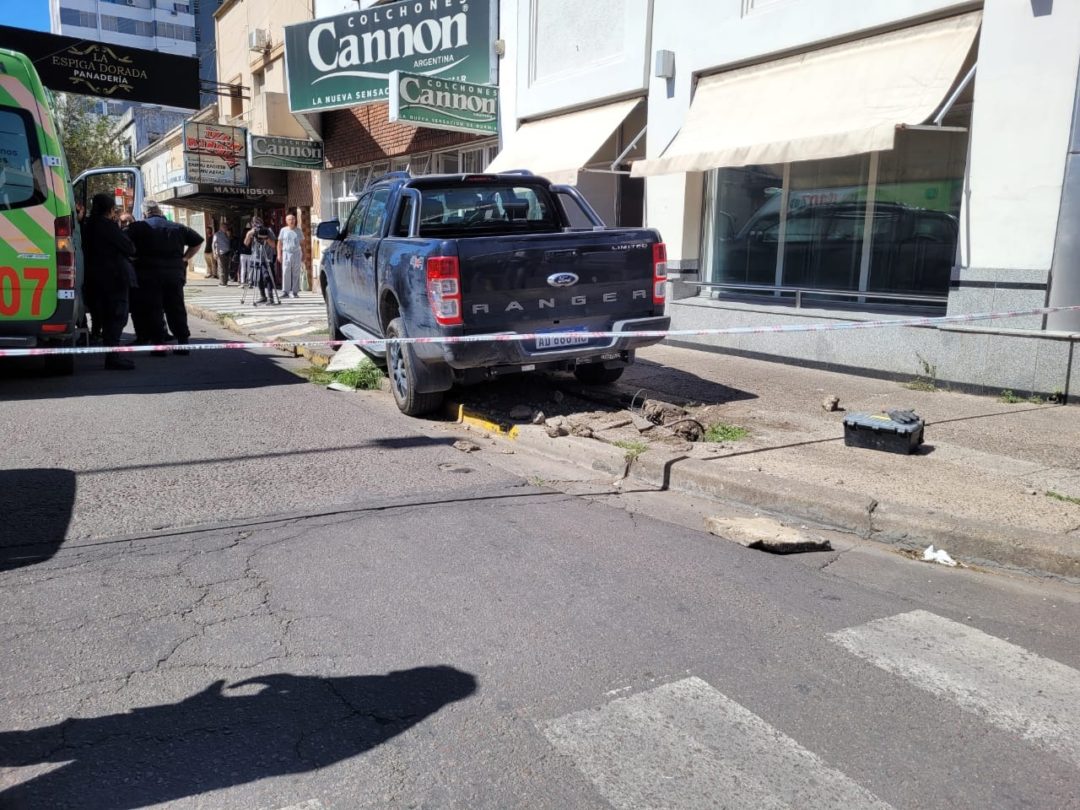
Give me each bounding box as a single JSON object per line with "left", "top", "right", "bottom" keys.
{"left": 843, "top": 411, "right": 924, "bottom": 454}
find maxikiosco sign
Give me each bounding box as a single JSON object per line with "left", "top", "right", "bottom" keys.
{"left": 248, "top": 134, "right": 325, "bottom": 171}
{"left": 284, "top": 0, "right": 494, "bottom": 114}
{"left": 388, "top": 70, "right": 497, "bottom": 135}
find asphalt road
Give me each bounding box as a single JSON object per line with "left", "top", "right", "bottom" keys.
{"left": 1, "top": 317, "right": 1078, "bottom": 809}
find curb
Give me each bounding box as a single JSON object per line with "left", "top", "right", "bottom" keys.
{"left": 504, "top": 425, "right": 1080, "bottom": 581}
{"left": 185, "top": 300, "right": 335, "bottom": 366}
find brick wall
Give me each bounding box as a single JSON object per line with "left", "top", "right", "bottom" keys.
{"left": 287, "top": 170, "right": 313, "bottom": 208}
{"left": 323, "top": 102, "right": 489, "bottom": 168}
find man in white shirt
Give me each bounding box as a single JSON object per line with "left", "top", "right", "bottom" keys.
{"left": 277, "top": 213, "right": 304, "bottom": 299}
{"left": 211, "top": 221, "right": 232, "bottom": 286}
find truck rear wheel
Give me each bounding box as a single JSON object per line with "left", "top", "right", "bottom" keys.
{"left": 386, "top": 317, "right": 443, "bottom": 417}
{"left": 573, "top": 364, "right": 624, "bottom": 385}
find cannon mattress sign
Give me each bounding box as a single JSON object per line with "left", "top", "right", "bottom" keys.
{"left": 388, "top": 70, "right": 497, "bottom": 135}
{"left": 284, "top": 0, "right": 494, "bottom": 114}
{"left": 248, "top": 134, "right": 325, "bottom": 171}
{"left": 183, "top": 122, "right": 248, "bottom": 186}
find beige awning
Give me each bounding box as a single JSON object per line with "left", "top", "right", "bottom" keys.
{"left": 486, "top": 98, "right": 642, "bottom": 185}
{"left": 632, "top": 11, "right": 981, "bottom": 177}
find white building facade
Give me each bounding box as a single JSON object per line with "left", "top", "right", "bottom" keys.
{"left": 492, "top": 0, "right": 1080, "bottom": 397}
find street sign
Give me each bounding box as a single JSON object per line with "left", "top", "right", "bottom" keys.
{"left": 388, "top": 70, "right": 497, "bottom": 135}
{"left": 248, "top": 134, "right": 325, "bottom": 171}
{"left": 183, "top": 122, "right": 248, "bottom": 186}
{"left": 283, "top": 0, "right": 494, "bottom": 114}
{"left": 0, "top": 25, "right": 200, "bottom": 109}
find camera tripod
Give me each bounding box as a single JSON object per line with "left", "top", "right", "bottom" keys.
{"left": 240, "top": 254, "right": 280, "bottom": 306}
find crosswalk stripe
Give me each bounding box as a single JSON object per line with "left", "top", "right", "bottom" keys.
{"left": 543, "top": 676, "right": 893, "bottom": 810}
{"left": 829, "top": 610, "right": 1080, "bottom": 768}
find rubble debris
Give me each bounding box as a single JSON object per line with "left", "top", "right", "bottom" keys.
{"left": 531, "top": 410, "right": 547, "bottom": 425}
{"left": 545, "top": 416, "right": 570, "bottom": 438}
{"left": 453, "top": 440, "right": 481, "bottom": 453}
{"left": 705, "top": 516, "right": 832, "bottom": 554}
{"left": 642, "top": 399, "right": 688, "bottom": 425}
{"left": 668, "top": 418, "right": 705, "bottom": 442}
{"left": 823, "top": 395, "right": 840, "bottom": 412}
{"left": 570, "top": 424, "right": 594, "bottom": 438}
{"left": 631, "top": 414, "right": 655, "bottom": 432}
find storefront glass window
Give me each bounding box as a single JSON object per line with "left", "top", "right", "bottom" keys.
{"left": 702, "top": 130, "right": 966, "bottom": 307}
{"left": 869, "top": 129, "right": 966, "bottom": 295}
{"left": 702, "top": 164, "right": 785, "bottom": 287}
{"left": 782, "top": 153, "right": 871, "bottom": 291}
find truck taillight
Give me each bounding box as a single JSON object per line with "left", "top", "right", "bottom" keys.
{"left": 55, "top": 215, "right": 76, "bottom": 289}
{"left": 426, "top": 256, "right": 463, "bottom": 326}
{"left": 652, "top": 242, "right": 668, "bottom": 305}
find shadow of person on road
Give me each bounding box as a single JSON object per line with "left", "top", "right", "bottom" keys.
{"left": 0, "top": 666, "right": 477, "bottom": 809}
{"left": 0, "top": 468, "right": 75, "bottom": 571}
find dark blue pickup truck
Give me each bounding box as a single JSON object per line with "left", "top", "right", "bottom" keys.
{"left": 316, "top": 171, "right": 669, "bottom": 416}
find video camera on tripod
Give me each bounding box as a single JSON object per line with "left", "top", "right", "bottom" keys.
{"left": 241, "top": 219, "right": 280, "bottom": 306}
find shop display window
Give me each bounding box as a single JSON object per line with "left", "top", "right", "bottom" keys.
{"left": 702, "top": 129, "right": 967, "bottom": 308}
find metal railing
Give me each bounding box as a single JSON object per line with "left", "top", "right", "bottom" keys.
{"left": 686, "top": 281, "right": 948, "bottom": 309}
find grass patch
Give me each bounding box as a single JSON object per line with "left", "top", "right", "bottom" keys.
{"left": 904, "top": 353, "right": 939, "bottom": 392}
{"left": 999, "top": 389, "right": 1045, "bottom": 405}
{"left": 298, "top": 360, "right": 383, "bottom": 390}
{"left": 1046, "top": 490, "right": 1080, "bottom": 506}
{"left": 330, "top": 360, "right": 384, "bottom": 390}
{"left": 704, "top": 422, "right": 750, "bottom": 442}
{"left": 904, "top": 379, "right": 938, "bottom": 392}
{"left": 613, "top": 439, "right": 648, "bottom": 462}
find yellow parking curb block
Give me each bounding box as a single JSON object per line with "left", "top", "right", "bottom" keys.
{"left": 445, "top": 402, "right": 521, "bottom": 439}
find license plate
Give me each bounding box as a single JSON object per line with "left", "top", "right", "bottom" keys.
{"left": 534, "top": 328, "right": 589, "bottom": 350}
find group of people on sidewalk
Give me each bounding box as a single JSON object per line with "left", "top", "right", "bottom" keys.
{"left": 81, "top": 193, "right": 203, "bottom": 370}
{"left": 209, "top": 214, "right": 305, "bottom": 303}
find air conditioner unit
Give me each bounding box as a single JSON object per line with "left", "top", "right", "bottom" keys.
{"left": 248, "top": 29, "right": 269, "bottom": 51}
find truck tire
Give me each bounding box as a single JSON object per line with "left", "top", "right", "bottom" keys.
{"left": 386, "top": 317, "right": 444, "bottom": 417}
{"left": 574, "top": 364, "right": 624, "bottom": 385}
{"left": 323, "top": 284, "right": 345, "bottom": 343}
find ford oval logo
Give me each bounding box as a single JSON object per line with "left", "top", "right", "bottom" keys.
{"left": 547, "top": 272, "right": 579, "bottom": 288}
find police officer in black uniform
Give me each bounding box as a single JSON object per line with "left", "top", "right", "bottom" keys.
{"left": 83, "top": 193, "right": 137, "bottom": 369}
{"left": 128, "top": 200, "right": 204, "bottom": 356}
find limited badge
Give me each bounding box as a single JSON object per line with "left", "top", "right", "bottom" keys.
{"left": 57, "top": 290, "right": 75, "bottom": 299}
{"left": 43, "top": 156, "right": 62, "bottom": 167}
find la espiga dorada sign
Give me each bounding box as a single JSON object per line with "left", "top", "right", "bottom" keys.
{"left": 0, "top": 25, "right": 200, "bottom": 109}
{"left": 284, "top": 0, "right": 493, "bottom": 114}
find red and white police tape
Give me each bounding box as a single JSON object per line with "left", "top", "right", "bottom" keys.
{"left": 1, "top": 304, "right": 1078, "bottom": 358}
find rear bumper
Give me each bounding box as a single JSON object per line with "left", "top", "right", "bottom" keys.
{"left": 415, "top": 315, "right": 670, "bottom": 369}
{"left": 0, "top": 299, "right": 80, "bottom": 347}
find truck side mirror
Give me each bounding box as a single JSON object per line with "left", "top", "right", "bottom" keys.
{"left": 316, "top": 220, "right": 341, "bottom": 240}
